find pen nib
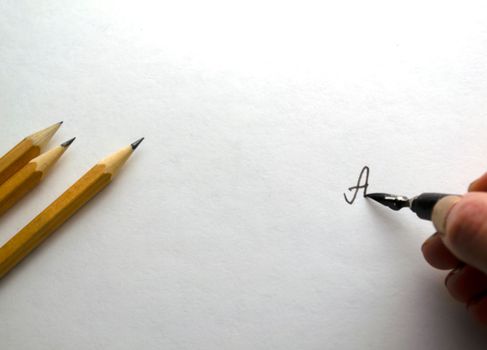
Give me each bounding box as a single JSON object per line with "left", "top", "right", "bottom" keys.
{"left": 366, "top": 193, "right": 410, "bottom": 211}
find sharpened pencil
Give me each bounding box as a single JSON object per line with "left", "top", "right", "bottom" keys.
{"left": 0, "top": 138, "right": 75, "bottom": 218}
{"left": 0, "top": 138, "right": 144, "bottom": 279}
{"left": 0, "top": 122, "right": 63, "bottom": 186}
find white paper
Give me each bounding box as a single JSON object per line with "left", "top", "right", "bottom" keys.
{"left": 1, "top": 0, "right": 487, "bottom": 349}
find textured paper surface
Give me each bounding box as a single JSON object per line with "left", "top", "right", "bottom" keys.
{"left": 1, "top": 1, "right": 487, "bottom": 349}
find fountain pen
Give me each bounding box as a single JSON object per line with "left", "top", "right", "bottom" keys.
{"left": 366, "top": 192, "right": 461, "bottom": 221}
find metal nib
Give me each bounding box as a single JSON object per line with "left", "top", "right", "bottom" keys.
{"left": 366, "top": 193, "right": 410, "bottom": 211}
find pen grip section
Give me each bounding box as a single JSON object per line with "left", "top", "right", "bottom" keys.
{"left": 411, "top": 193, "right": 454, "bottom": 220}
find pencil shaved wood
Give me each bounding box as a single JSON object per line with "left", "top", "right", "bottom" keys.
{"left": 0, "top": 122, "right": 62, "bottom": 185}
{"left": 0, "top": 141, "right": 72, "bottom": 218}
{"left": 0, "top": 142, "right": 140, "bottom": 279}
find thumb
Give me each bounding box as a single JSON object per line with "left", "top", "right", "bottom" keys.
{"left": 433, "top": 192, "right": 487, "bottom": 274}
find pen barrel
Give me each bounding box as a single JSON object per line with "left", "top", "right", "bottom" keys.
{"left": 411, "top": 193, "right": 456, "bottom": 220}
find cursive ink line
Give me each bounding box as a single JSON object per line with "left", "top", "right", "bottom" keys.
{"left": 344, "top": 166, "right": 370, "bottom": 204}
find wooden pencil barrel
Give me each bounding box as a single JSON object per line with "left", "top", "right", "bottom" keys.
{"left": 0, "top": 122, "right": 62, "bottom": 186}
{"left": 0, "top": 140, "right": 39, "bottom": 185}
{"left": 0, "top": 163, "right": 42, "bottom": 217}
{"left": 0, "top": 165, "right": 111, "bottom": 278}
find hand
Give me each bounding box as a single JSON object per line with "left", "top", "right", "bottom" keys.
{"left": 422, "top": 173, "right": 487, "bottom": 324}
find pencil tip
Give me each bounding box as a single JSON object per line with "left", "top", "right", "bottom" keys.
{"left": 58, "top": 121, "right": 63, "bottom": 125}
{"left": 131, "top": 137, "right": 144, "bottom": 150}
{"left": 61, "top": 137, "right": 76, "bottom": 148}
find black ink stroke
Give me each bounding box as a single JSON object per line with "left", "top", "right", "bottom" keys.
{"left": 344, "top": 166, "right": 370, "bottom": 204}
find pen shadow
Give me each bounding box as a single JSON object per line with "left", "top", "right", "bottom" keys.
{"left": 365, "top": 198, "right": 487, "bottom": 344}
{"left": 416, "top": 273, "right": 487, "bottom": 345}
{"left": 364, "top": 198, "right": 421, "bottom": 252}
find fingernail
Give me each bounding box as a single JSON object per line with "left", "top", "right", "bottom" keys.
{"left": 468, "top": 173, "right": 487, "bottom": 191}
{"left": 445, "top": 265, "right": 463, "bottom": 287}
{"left": 421, "top": 232, "right": 438, "bottom": 251}
{"left": 432, "top": 196, "right": 462, "bottom": 235}
{"left": 468, "top": 179, "right": 479, "bottom": 191}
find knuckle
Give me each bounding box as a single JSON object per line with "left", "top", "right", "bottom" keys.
{"left": 446, "top": 197, "right": 487, "bottom": 249}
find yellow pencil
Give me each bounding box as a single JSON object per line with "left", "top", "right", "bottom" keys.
{"left": 0, "top": 122, "right": 63, "bottom": 186}
{"left": 0, "top": 138, "right": 143, "bottom": 279}
{"left": 0, "top": 138, "right": 75, "bottom": 218}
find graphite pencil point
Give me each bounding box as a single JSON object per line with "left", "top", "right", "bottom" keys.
{"left": 0, "top": 142, "right": 139, "bottom": 279}
{"left": 61, "top": 137, "right": 76, "bottom": 148}
{"left": 131, "top": 137, "right": 144, "bottom": 150}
